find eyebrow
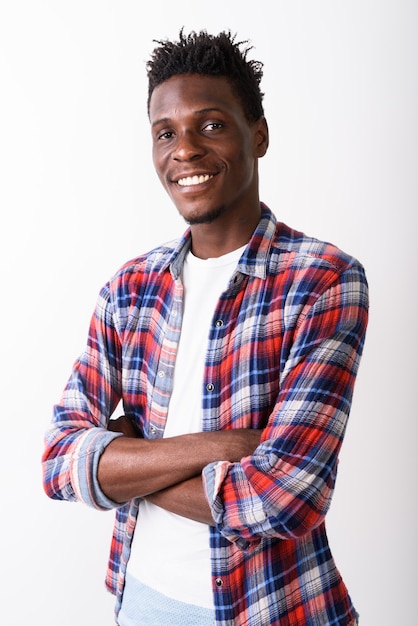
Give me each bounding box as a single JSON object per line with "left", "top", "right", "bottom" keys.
{"left": 151, "top": 107, "right": 225, "bottom": 128}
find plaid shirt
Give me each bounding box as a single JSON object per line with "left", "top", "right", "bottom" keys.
{"left": 43, "top": 205, "right": 368, "bottom": 625}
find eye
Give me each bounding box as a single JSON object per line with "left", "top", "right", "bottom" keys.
{"left": 203, "top": 122, "right": 224, "bottom": 132}
{"left": 156, "top": 130, "right": 175, "bottom": 141}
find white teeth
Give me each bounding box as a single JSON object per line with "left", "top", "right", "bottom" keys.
{"left": 177, "top": 174, "right": 213, "bottom": 186}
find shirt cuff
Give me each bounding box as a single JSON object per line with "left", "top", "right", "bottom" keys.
{"left": 70, "top": 429, "right": 126, "bottom": 510}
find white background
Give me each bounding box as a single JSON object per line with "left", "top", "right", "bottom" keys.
{"left": 0, "top": 1, "right": 416, "bottom": 624}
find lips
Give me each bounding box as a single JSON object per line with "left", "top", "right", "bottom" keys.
{"left": 176, "top": 173, "right": 214, "bottom": 187}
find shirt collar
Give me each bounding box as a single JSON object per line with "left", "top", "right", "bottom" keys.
{"left": 161, "top": 203, "right": 276, "bottom": 281}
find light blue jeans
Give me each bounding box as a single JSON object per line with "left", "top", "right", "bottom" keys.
{"left": 118, "top": 571, "right": 359, "bottom": 626}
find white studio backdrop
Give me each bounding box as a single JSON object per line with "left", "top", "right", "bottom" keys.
{"left": 0, "top": 1, "right": 416, "bottom": 624}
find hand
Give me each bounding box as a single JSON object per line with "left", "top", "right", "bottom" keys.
{"left": 207, "top": 428, "right": 262, "bottom": 463}
{"left": 108, "top": 415, "right": 142, "bottom": 438}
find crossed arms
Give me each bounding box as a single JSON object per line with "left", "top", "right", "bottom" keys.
{"left": 101, "top": 418, "right": 261, "bottom": 525}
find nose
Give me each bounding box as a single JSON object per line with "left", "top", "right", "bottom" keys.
{"left": 172, "top": 130, "right": 203, "bottom": 162}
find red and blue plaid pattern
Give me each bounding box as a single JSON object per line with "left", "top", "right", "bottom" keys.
{"left": 43, "top": 205, "right": 368, "bottom": 625}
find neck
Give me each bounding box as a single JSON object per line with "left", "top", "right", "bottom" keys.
{"left": 190, "top": 207, "right": 260, "bottom": 259}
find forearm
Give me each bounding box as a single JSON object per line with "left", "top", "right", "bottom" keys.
{"left": 98, "top": 434, "right": 208, "bottom": 503}
{"left": 145, "top": 475, "right": 214, "bottom": 526}
{"left": 98, "top": 428, "right": 262, "bottom": 504}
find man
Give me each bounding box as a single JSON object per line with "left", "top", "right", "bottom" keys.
{"left": 42, "top": 30, "right": 368, "bottom": 625}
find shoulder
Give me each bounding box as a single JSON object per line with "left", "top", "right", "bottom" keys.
{"left": 95, "top": 238, "right": 181, "bottom": 315}
{"left": 102, "top": 237, "right": 183, "bottom": 298}
{"left": 265, "top": 222, "right": 369, "bottom": 317}
{"left": 115, "top": 238, "right": 180, "bottom": 280}
{"left": 265, "top": 223, "right": 369, "bottom": 333}
{"left": 270, "top": 221, "right": 366, "bottom": 280}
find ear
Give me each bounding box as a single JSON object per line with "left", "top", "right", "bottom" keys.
{"left": 253, "top": 116, "right": 269, "bottom": 158}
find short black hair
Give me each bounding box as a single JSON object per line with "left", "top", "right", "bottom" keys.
{"left": 146, "top": 29, "right": 264, "bottom": 123}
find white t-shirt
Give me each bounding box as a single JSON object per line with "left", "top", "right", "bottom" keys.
{"left": 125, "top": 245, "right": 245, "bottom": 608}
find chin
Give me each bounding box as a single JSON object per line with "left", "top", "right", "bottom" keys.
{"left": 181, "top": 204, "right": 226, "bottom": 226}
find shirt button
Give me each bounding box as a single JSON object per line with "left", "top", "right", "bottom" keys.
{"left": 215, "top": 319, "right": 224, "bottom": 328}
{"left": 150, "top": 425, "right": 157, "bottom": 435}
{"left": 206, "top": 383, "right": 215, "bottom": 392}
{"left": 157, "top": 370, "right": 165, "bottom": 378}
{"left": 215, "top": 578, "right": 223, "bottom": 587}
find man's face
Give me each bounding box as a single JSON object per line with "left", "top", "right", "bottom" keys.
{"left": 149, "top": 74, "right": 268, "bottom": 226}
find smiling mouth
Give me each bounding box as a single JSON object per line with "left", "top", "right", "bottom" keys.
{"left": 177, "top": 174, "right": 214, "bottom": 187}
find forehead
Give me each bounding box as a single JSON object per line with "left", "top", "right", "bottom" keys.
{"left": 149, "top": 74, "right": 246, "bottom": 123}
